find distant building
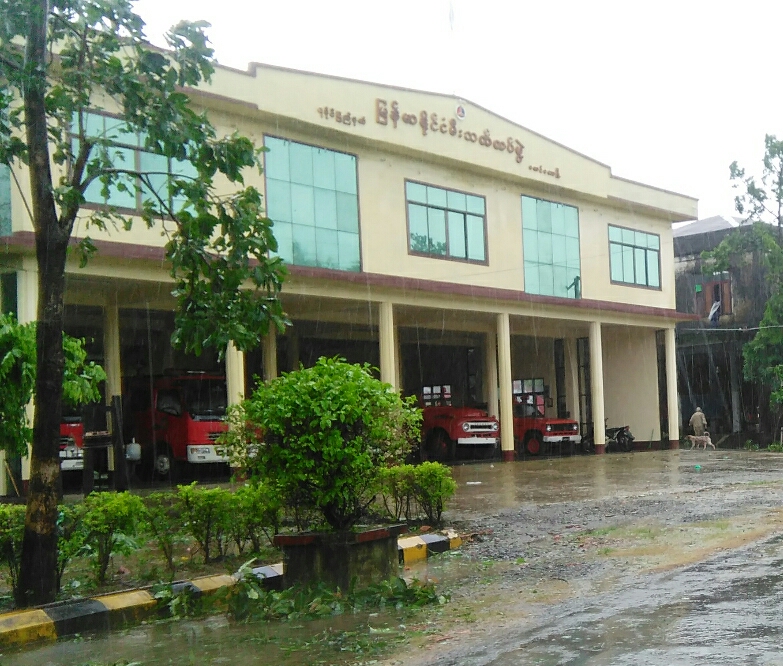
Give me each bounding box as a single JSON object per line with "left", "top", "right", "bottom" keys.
{"left": 674, "top": 216, "right": 763, "bottom": 440}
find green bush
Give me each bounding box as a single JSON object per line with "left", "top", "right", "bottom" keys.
{"left": 82, "top": 492, "right": 145, "bottom": 585}
{"left": 0, "top": 504, "right": 26, "bottom": 602}
{"left": 223, "top": 357, "right": 421, "bottom": 531}
{"left": 411, "top": 463, "right": 456, "bottom": 524}
{"left": 379, "top": 465, "right": 416, "bottom": 522}
{"left": 56, "top": 503, "right": 86, "bottom": 592}
{"left": 177, "top": 483, "right": 231, "bottom": 563}
{"left": 142, "top": 492, "right": 185, "bottom": 578}
{"left": 231, "top": 482, "right": 282, "bottom": 555}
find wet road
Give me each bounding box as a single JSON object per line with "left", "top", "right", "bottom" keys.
{"left": 7, "top": 450, "right": 783, "bottom": 665}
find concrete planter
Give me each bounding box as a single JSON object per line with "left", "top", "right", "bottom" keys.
{"left": 274, "top": 524, "right": 407, "bottom": 590}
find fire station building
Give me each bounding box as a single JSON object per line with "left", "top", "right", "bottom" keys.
{"left": 0, "top": 61, "right": 696, "bottom": 490}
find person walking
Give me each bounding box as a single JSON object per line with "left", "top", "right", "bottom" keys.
{"left": 689, "top": 406, "right": 708, "bottom": 436}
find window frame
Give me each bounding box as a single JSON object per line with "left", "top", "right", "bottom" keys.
{"left": 404, "top": 179, "right": 489, "bottom": 266}
{"left": 262, "top": 134, "right": 363, "bottom": 273}
{"left": 607, "top": 224, "right": 662, "bottom": 291}
{"left": 70, "top": 110, "right": 196, "bottom": 215}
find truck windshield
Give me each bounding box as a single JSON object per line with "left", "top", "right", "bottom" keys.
{"left": 513, "top": 397, "right": 545, "bottom": 418}
{"left": 177, "top": 379, "right": 228, "bottom": 419}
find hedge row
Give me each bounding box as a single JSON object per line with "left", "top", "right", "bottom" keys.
{"left": 0, "top": 462, "right": 456, "bottom": 601}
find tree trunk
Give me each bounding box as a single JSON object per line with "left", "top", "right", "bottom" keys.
{"left": 17, "top": 0, "right": 71, "bottom": 607}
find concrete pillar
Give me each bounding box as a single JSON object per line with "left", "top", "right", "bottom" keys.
{"left": 18, "top": 265, "right": 37, "bottom": 487}
{"left": 264, "top": 328, "right": 278, "bottom": 382}
{"left": 589, "top": 321, "right": 606, "bottom": 454}
{"left": 485, "top": 330, "right": 499, "bottom": 419}
{"left": 103, "top": 295, "right": 123, "bottom": 471}
{"left": 497, "top": 313, "right": 514, "bottom": 461}
{"left": 225, "top": 341, "right": 245, "bottom": 407}
{"left": 565, "top": 337, "right": 580, "bottom": 425}
{"left": 665, "top": 327, "right": 680, "bottom": 446}
{"left": 394, "top": 324, "right": 402, "bottom": 391}
{"left": 378, "top": 301, "right": 397, "bottom": 389}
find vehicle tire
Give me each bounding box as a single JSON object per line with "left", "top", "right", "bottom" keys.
{"left": 426, "top": 429, "right": 456, "bottom": 462}
{"left": 618, "top": 433, "right": 634, "bottom": 453}
{"left": 154, "top": 445, "right": 179, "bottom": 482}
{"left": 524, "top": 431, "right": 543, "bottom": 456}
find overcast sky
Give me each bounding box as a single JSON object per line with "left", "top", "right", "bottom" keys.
{"left": 132, "top": 0, "right": 783, "bottom": 221}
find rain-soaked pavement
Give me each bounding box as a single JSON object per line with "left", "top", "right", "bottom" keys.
{"left": 6, "top": 449, "right": 783, "bottom": 665}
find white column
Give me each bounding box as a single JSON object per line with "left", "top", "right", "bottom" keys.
{"left": 565, "top": 337, "right": 581, "bottom": 425}
{"left": 103, "top": 295, "right": 123, "bottom": 471}
{"left": 729, "top": 343, "right": 742, "bottom": 434}
{"left": 264, "top": 328, "right": 278, "bottom": 383}
{"left": 665, "top": 327, "right": 680, "bottom": 445}
{"left": 589, "top": 321, "right": 606, "bottom": 453}
{"left": 378, "top": 301, "right": 397, "bottom": 389}
{"left": 485, "top": 330, "right": 499, "bottom": 419}
{"left": 497, "top": 313, "right": 514, "bottom": 460}
{"left": 18, "top": 265, "right": 37, "bottom": 486}
{"left": 225, "top": 342, "right": 245, "bottom": 407}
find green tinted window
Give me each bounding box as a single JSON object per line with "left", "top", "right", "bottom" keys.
{"left": 522, "top": 195, "right": 581, "bottom": 299}
{"left": 265, "top": 137, "right": 360, "bottom": 271}
{"left": 608, "top": 224, "right": 661, "bottom": 288}
{"left": 74, "top": 111, "right": 196, "bottom": 212}
{"left": 405, "top": 181, "right": 487, "bottom": 263}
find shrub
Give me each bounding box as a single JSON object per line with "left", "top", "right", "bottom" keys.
{"left": 0, "top": 504, "right": 26, "bottom": 602}
{"left": 82, "top": 492, "right": 145, "bottom": 585}
{"left": 379, "top": 465, "right": 416, "bottom": 522}
{"left": 56, "top": 503, "right": 86, "bottom": 593}
{"left": 232, "top": 482, "right": 282, "bottom": 554}
{"left": 411, "top": 463, "right": 456, "bottom": 524}
{"left": 177, "top": 483, "right": 231, "bottom": 563}
{"left": 223, "top": 357, "right": 421, "bottom": 531}
{"left": 142, "top": 492, "right": 185, "bottom": 578}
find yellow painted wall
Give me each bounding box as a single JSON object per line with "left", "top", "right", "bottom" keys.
{"left": 601, "top": 325, "right": 661, "bottom": 442}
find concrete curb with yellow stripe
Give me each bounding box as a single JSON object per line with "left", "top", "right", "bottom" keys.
{"left": 398, "top": 530, "right": 462, "bottom": 565}
{"left": 0, "top": 532, "right": 460, "bottom": 649}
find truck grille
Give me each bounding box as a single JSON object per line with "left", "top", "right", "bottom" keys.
{"left": 59, "top": 436, "right": 75, "bottom": 448}
{"left": 207, "top": 432, "right": 222, "bottom": 442}
{"left": 550, "top": 423, "right": 577, "bottom": 433}
{"left": 463, "top": 421, "right": 497, "bottom": 433}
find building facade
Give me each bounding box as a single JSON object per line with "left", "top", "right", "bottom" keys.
{"left": 0, "top": 62, "right": 696, "bottom": 491}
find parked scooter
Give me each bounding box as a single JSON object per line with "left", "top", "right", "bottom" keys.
{"left": 581, "top": 421, "right": 635, "bottom": 454}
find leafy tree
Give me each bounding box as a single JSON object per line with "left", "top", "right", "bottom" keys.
{"left": 704, "top": 136, "right": 783, "bottom": 434}
{"left": 0, "top": 1, "right": 286, "bottom": 605}
{"left": 224, "top": 357, "right": 421, "bottom": 531}
{"left": 0, "top": 314, "right": 105, "bottom": 458}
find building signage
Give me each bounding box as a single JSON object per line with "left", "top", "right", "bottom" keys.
{"left": 313, "top": 98, "right": 563, "bottom": 180}
{"left": 317, "top": 106, "right": 367, "bottom": 127}
{"left": 375, "top": 98, "right": 525, "bottom": 165}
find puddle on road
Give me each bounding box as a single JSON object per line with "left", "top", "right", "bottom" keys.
{"left": 447, "top": 450, "right": 783, "bottom": 517}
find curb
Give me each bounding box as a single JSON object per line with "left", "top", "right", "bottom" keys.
{"left": 0, "top": 534, "right": 459, "bottom": 649}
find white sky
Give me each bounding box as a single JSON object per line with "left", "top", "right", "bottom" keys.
{"left": 132, "top": 0, "right": 783, "bottom": 221}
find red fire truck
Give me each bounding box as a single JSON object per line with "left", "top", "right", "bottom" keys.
{"left": 59, "top": 415, "right": 86, "bottom": 472}
{"left": 128, "top": 372, "right": 229, "bottom": 478}
{"left": 513, "top": 389, "right": 581, "bottom": 456}
{"left": 419, "top": 384, "right": 499, "bottom": 461}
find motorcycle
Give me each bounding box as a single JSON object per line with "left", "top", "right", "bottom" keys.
{"left": 581, "top": 421, "right": 635, "bottom": 454}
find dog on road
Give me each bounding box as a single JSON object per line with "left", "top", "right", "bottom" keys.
{"left": 687, "top": 432, "right": 715, "bottom": 450}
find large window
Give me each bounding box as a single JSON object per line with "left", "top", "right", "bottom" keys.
{"left": 522, "top": 196, "right": 581, "bottom": 298}
{"left": 609, "top": 225, "right": 660, "bottom": 288}
{"left": 264, "top": 136, "right": 360, "bottom": 272}
{"left": 73, "top": 111, "right": 196, "bottom": 211}
{"left": 405, "top": 181, "right": 486, "bottom": 263}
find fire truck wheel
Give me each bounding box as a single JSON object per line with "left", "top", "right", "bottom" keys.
{"left": 154, "top": 446, "right": 175, "bottom": 480}
{"left": 524, "top": 431, "right": 543, "bottom": 456}
{"left": 426, "top": 429, "right": 456, "bottom": 462}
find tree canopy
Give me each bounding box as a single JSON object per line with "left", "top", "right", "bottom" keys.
{"left": 0, "top": 0, "right": 287, "bottom": 605}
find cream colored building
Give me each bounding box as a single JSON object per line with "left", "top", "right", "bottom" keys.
{"left": 0, "top": 62, "right": 696, "bottom": 488}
